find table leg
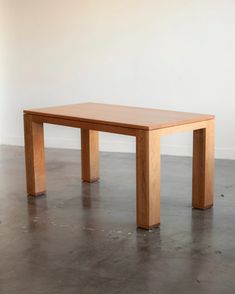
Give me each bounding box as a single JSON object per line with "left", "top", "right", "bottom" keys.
{"left": 24, "top": 114, "right": 46, "bottom": 196}
{"left": 81, "top": 129, "right": 99, "bottom": 182}
{"left": 136, "top": 130, "right": 161, "bottom": 229}
{"left": 192, "top": 119, "right": 215, "bottom": 209}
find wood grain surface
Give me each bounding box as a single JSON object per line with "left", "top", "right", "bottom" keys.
{"left": 23, "top": 103, "right": 215, "bottom": 229}
{"left": 24, "top": 114, "right": 46, "bottom": 196}
{"left": 24, "top": 103, "right": 214, "bottom": 131}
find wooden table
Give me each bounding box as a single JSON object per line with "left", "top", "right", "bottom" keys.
{"left": 24, "top": 103, "right": 215, "bottom": 229}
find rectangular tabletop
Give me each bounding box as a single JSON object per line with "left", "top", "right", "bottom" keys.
{"left": 24, "top": 103, "right": 214, "bottom": 130}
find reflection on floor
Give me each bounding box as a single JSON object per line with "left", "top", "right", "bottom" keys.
{"left": 0, "top": 145, "right": 235, "bottom": 294}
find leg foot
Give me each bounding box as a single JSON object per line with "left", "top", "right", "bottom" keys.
{"left": 136, "top": 130, "right": 161, "bottom": 229}
{"left": 24, "top": 114, "right": 46, "bottom": 196}
{"left": 81, "top": 129, "right": 99, "bottom": 182}
{"left": 192, "top": 119, "right": 215, "bottom": 209}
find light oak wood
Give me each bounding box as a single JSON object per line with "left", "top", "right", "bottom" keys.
{"left": 192, "top": 119, "right": 215, "bottom": 209}
{"left": 81, "top": 129, "right": 99, "bottom": 182}
{"left": 31, "top": 114, "right": 210, "bottom": 137}
{"left": 32, "top": 114, "right": 137, "bottom": 136}
{"left": 24, "top": 102, "right": 214, "bottom": 131}
{"left": 24, "top": 114, "right": 46, "bottom": 196}
{"left": 136, "top": 130, "right": 160, "bottom": 229}
{"left": 23, "top": 103, "right": 215, "bottom": 229}
{"left": 157, "top": 121, "right": 209, "bottom": 136}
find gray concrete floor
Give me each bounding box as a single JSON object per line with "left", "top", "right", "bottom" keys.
{"left": 0, "top": 145, "right": 235, "bottom": 294}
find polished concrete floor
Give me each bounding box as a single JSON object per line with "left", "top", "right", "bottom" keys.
{"left": 1, "top": 145, "right": 235, "bottom": 294}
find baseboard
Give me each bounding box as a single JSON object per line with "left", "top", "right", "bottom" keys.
{"left": 1, "top": 135, "right": 235, "bottom": 160}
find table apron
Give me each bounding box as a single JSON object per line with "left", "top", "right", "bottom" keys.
{"left": 31, "top": 114, "right": 137, "bottom": 136}
{"left": 30, "top": 114, "right": 213, "bottom": 137}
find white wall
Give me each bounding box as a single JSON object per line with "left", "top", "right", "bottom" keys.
{"left": 1, "top": 0, "right": 235, "bottom": 158}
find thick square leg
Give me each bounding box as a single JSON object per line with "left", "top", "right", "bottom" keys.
{"left": 192, "top": 119, "right": 215, "bottom": 209}
{"left": 81, "top": 129, "right": 99, "bottom": 182}
{"left": 24, "top": 114, "right": 46, "bottom": 196}
{"left": 136, "top": 130, "right": 161, "bottom": 229}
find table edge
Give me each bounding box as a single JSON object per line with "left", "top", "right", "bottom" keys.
{"left": 24, "top": 110, "right": 215, "bottom": 131}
